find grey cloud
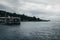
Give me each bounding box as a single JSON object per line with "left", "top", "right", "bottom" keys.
{"left": 5, "top": 0, "right": 19, "bottom": 5}
{"left": 22, "top": 0, "right": 60, "bottom": 4}
{"left": 0, "top": 4, "right": 15, "bottom": 13}
{"left": 0, "top": 0, "right": 21, "bottom": 13}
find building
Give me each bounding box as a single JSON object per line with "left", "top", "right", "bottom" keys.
{"left": 0, "top": 17, "right": 20, "bottom": 25}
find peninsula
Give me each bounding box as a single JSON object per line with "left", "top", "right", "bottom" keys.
{"left": 0, "top": 10, "right": 50, "bottom": 22}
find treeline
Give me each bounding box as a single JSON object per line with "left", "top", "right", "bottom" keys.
{"left": 0, "top": 10, "right": 50, "bottom": 21}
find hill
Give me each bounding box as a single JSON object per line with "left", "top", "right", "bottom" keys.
{"left": 0, "top": 10, "right": 50, "bottom": 22}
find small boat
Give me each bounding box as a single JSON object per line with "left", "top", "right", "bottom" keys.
{"left": 0, "top": 17, "right": 20, "bottom": 25}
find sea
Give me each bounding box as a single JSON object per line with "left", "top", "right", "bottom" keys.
{"left": 0, "top": 22, "right": 60, "bottom": 40}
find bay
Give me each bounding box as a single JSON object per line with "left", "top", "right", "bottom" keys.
{"left": 0, "top": 22, "right": 60, "bottom": 40}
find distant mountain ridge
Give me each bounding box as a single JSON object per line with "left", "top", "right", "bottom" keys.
{"left": 0, "top": 10, "right": 50, "bottom": 22}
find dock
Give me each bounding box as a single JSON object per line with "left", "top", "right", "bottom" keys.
{"left": 0, "top": 17, "right": 20, "bottom": 25}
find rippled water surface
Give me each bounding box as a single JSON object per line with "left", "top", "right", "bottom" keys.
{"left": 0, "top": 22, "right": 60, "bottom": 40}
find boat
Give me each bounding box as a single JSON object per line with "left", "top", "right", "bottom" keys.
{"left": 0, "top": 17, "right": 20, "bottom": 25}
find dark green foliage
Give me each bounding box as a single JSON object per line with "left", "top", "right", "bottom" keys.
{"left": 0, "top": 10, "right": 50, "bottom": 21}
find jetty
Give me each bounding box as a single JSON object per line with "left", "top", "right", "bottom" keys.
{"left": 0, "top": 17, "right": 20, "bottom": 25}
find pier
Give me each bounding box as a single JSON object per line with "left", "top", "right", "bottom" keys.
{"left": 0, "top": 17, "right": 20, "bottom": 25}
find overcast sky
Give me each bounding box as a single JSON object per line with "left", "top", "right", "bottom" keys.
{"left": 0, "top": 0, "right": 60, "bottom": 21}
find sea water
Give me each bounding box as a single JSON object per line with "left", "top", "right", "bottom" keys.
{"left": 0, "top": 22, "right": 60, "bottom": 40}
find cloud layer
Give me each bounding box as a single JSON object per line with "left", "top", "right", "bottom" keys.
{"left": 0, "top": 0, "right": 60, "bottom": 21}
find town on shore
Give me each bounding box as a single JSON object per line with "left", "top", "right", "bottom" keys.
{"left": 0, "top": 10, "right": 50, "bottom": 22}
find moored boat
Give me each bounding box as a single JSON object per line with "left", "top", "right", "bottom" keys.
{"left": 0, "top": 17, "right": 20, "bottom": 25}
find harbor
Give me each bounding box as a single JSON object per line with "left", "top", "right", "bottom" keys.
{"left": 0, "top": 17, "right": 20, "bottom": 25}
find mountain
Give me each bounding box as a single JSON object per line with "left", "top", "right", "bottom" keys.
{"left": 0, "top": 10, "right": 50, "bottom": 22}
